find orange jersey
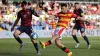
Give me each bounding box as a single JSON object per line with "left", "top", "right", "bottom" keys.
{"left": 50, "top": 21, "right": 57, "bottom": 29}
{"left": 56, "top": 12, "right": 76, "bottom": 28}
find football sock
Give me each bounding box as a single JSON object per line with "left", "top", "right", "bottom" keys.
{"left": 15, "top": 37, "right": 23, "bottom": 44}
{"left": 61, "top": 47, "right": 70, "bottom": 53}
{"left": 45, "top": 40, "right": 52, "bottom": 46}
{"left": 34, "top": 43, "right": 39, "bottom": 52}
{"left": 72, "top": 35, "right": 79, "bottom": 43}
{"left": 83, "top": 36, "right": 90, "bottom": 45}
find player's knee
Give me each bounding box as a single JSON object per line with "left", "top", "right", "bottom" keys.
{"left": 13, "top": 33, "right": 19, "bottom": 37}
{"left": 55, "top": 38, "right": 60, "bottom": 44}
{"left": 31, "top": 39, "right": 37, "bottom": 44}
{"left": 72, "top": 32, "right": 76, "bottom": 36}
{"left": 72, "top": 35, "right": 76, "bottom": 37}
{"left": 13, "top": 30, "right": 21, "bottom": 37}
{"left": 55, "top": 39, "right": 64, "bottom": 48}
{"left": 82, "top": 35, "right": 86, "bottom": 37}
{"left": 52, "top": 35, "right": 58, "bottom": 39}
{"left": 81, "top": 33, "right": 85, "bottom": 37}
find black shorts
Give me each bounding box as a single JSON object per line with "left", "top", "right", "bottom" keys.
{"left": 17, "top": 26, "right": 33, "bottom": 35}
{"left": 73, "top": 24, "right": 85, "bottom": 33}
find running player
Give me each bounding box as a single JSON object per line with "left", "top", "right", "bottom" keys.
{"left": 11, "top": 1, "right": 40, "bottom": 54}
{"left": 72, "top": 3, "right": 90, "bottom": 49}
{"left": 39, "top": 3, "right": 77, "bottom": 56}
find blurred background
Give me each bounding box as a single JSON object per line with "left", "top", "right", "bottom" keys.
{"left": 0, "top": 0, "right": 100, "bottom": 37}
{"left": 0, "top": 1, "right": 100, "bottom": 56}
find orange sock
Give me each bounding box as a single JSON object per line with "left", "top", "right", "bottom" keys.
{"left": 45, "top": 40, "right": 52, "bottom": 46}
{"left": 61, "top": 47, "right": 70, "bottom": 53}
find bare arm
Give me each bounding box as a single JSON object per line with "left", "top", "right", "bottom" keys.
{"left": 12, "top": 18, "right": 20, "bottom": 28}
{"left": 11, "top": 18, "right": 20, "bottom": 31}
{"left": 77, "top": 16, "right": 85, "bottom": 21}
{"left": 34, "top": 11, "right": 39, "bottom": 17}
{"left": 11, "top": 11, "right": 21, "bottom": 31}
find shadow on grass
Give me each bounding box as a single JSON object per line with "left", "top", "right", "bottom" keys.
{"left": 0, "top": 52, "right": 26, "bottom": 56}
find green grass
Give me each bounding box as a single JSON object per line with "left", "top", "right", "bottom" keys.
{"left": 0, "top": 37, "right": 100, "bottom": 56}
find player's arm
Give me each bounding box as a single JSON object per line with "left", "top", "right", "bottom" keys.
{"left": 75, "top": 9, "right": 87, "bottom": 22}
{"left": 12, "top": 18, "right": 20, "bottom": 28}
{"left": 53, "top": 13, "right": 60, "bottom": 20}
{"left": 11, "top": 12, "right": 20, "bottom": 31}
{"left": 31, "top": 9, "right": 39, "bottom": 17}
{"left": 76, "top": 9, "right": 86, "bottom": 21}
{"left": 71, "top": 12, "right": 77, "bottom": 18}
{"left": 77, "top": 15, "right": 89, "bottom": 22}
{"left": 77, "top": 16, "right": 90, "bottom": 25}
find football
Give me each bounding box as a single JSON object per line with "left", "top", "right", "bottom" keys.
{"left": 31, "top": 32, "right": 39, "bottom": 39}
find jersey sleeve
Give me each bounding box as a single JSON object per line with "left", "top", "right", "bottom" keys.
{"left": 30, "top": 9, "right": 39, "bottom": 17}
{"left": 71, "top": 12, "right": 77, "bottom": 18}
{"left": 29, "top": 9, "right": 35, "bottom": 14}
{"left": 17, "top": 11, "right": 21, "bottom": 18}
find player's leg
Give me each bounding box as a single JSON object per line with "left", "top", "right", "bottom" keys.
{"left": 39, "top": 28, "right": 60, "bottom": 48}
{"left": 80, "top": 27, "right": 90, "bottom": 49}
{"left": 43, "top": 29, "right": 57, "bottom": 47}
{"left": 26, "top": 27, "right": 40, "bottom": 54}
{"left": 42, "top": 29, "right": 56, "bottom": 47}
{"left": 55, "top": 30, "right": 72, "bottom": 56}
{"left": 55, "top": 38, "right": 72, "bottom": 56}
{"left": 30, "top": 37, "right": 40, "bottom": 54}
{"left": 39, "top": 34, "right": 58, "bottom": 48}
{"left": 13, "top": 29, "right": 24, "bottom": 51}
{"left": 51, "top": 29, "right": 55, "bottom": 38}
{"left": 72, "top": 26, "right": 80, "bottom": 48}
{"left": 54, "top": 27, "right": 72, "bottom": 56}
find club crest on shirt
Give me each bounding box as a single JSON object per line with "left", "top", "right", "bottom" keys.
{"left": 23, "top": 14, "right": 27, "bottom": 18}
{"left": 27, "top": 11, "right": 30, "bottom": 14}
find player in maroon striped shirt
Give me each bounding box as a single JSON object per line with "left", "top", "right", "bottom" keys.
{"left": 11, "top": 1, "right": 40, "bottom": 54}
{"left": 72, "top": 3, "right": 90, "bottom": 49}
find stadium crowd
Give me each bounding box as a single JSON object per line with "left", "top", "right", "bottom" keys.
{"left": 0, "top": 1, "right": 100, "bottom": 31}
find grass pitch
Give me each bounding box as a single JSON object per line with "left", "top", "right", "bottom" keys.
{"left": 0, "top": 37, "right": 100, "bottom": 56}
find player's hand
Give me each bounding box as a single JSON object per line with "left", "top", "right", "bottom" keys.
{"left": 11, "top": 27, "right": 14, "bottom": 32}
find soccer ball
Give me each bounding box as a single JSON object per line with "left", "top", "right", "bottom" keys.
{"left": 31, "top": 32, "right": 39, "bottom": 39}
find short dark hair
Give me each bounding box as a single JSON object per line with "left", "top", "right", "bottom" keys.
{"left": 61, "top": 3, "right": 67, "bottom": 7}
{"left": 21, "top": 1, "right": 27, "bottom": 7}
{"left": 75, "top": 2, "right": 79, "bottom": 5}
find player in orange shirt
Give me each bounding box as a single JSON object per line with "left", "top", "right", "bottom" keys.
{"left": 39, "top": 3, "right": 77, "bottom": 56}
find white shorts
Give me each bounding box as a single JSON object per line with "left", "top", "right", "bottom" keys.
{"left": 53, "top": 27, "right": 65, "bottom": 39}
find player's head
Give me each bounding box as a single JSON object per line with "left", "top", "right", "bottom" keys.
{"left": 61, "top": 3, "right": 67, "bottom": 13}
{"left": 74, "top": 2, "right": 80, "bottom": 9}
{"left": 21, "top": 1, "right": 27, "bottom": 9}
